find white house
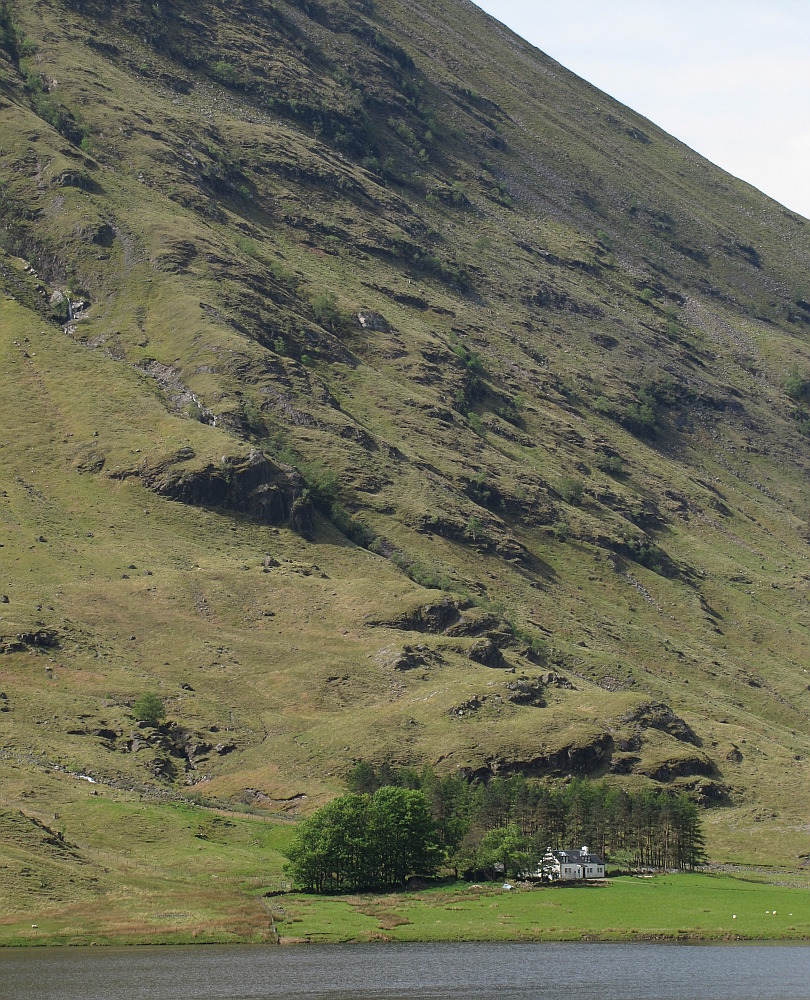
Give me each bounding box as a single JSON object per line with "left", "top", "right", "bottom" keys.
{"left": 533, "top": 845, "right": 605, "bottom": 881}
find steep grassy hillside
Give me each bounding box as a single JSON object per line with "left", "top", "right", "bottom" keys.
{"left": 1, "top": 0, "right": 810, "bottom": 914}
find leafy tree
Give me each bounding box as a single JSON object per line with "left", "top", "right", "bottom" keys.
{"left": 286, "top": 787, "right": 442, "bottom": 892}
{"left": 368, "top": 785, "right": 442, "bottom": 887}
{"left": 558, "top": 477, "right": 584, "bottom": 505}
{"left": 784, "top": 366, "right": 810, "bottom": 403}
{"left": 132, "top": 692, "right": 165, "bottom": 726}
{"left": 310, "top": 290, "right": 347, "bottom": 330}
{"left": 477, "top": 824, "right": 535, "bottom": 880}
{"left": 286, "top": 794, "right": 369, "bottom": 893}
{"left": 346, "top": 760, "right": 377, "bottom": 794}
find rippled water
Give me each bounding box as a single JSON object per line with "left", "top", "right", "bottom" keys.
{"left": 4, "top": 941, "right": 810, "bottom": 1000}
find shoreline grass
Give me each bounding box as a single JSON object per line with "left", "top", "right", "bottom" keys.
{"left": 272, "top": 874, "right": 810, "bottom": 946}
{"left": 1, "top": 873, "right": 808, "bottom": 948}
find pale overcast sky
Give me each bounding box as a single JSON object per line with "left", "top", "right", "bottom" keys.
{"left": 473, "top": 1, "right": 810, "bottom": 220}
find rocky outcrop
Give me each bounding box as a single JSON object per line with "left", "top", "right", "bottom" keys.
{"left": 449, "top": 695, "right": 483, "bottom": 716}
{"left": 467, "top": 733, "right": 614, "bottom": 781}
{"left": 1, "top": 628, "right": 60, "bottom": 653}
{"left": 367, "top": 599, "right": 519, "bottom": 652}
{"left": 639, "top": 754, "right": 716, "bottom": 782}
{"left": 620, "top": 702, "right": 700, "bottom": 745}
{"left": 468, "top": 637, "right": 504, "bottom": 668}
{"left": 141, "top": 448, "right": 314, "bottom": 534}
{"left": 444, "top": 608, "right": 512, "bottom": 644}
{"left": 366, "top": 596, "right": 470, "bottom": 633}
{"left": 375, "top": 644, "right": 443, "bottom": 672}
{"left": 504, "top": 677, "right": 546, "bottom": 707}
{"left": 356, "top": 309, "right": 391, "bottom": 332}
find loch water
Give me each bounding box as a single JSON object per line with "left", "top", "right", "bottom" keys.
{"left": 4, "top": 940, "right": 810, "bottom": 1000}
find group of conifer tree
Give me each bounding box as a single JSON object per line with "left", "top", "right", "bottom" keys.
{"left": 286, "top": 762, "right": 706, "bottom": 893}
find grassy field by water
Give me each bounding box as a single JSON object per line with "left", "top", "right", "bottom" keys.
{"left": 276, "top": 874, "right": 810, "bottom": 945}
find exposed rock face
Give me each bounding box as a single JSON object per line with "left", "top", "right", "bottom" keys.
{"left": 468, "top": 733, "right": 615, "bottom": 781}
{"left": 609, "top": 755, "right": 640, "bottom": 774}
{"left": 688, "top": 779, "right": 728, "bottom": 804}
{"left": 140, "top": 448, "right": 313, "bottom": 534}
{"left": 124, "top": 721, "right": 220, "bottom": 777}
{"left": 356, "top": 309, "right": 391, "bottom": 332}
{"left": 1, "top": 628, "right": 60, "bottom": 653}
{"left": 639, "top": 754, "right": 716, "bottom": 782}
{"left": 367, "top": 600, "right": 516, "bottom": 661}
{"left": 368, "top": 596, "right": 469, "bottom": 633}
{"left": 504, "top": 677, "right": 546, "bottom": 707}
{"left": 544, "top": 735, "right": 614, "bottom": 774}
{"left": 468, "top": 637, "right": 504, "bottom": 668}
{"left": 621, "top": 702, "right": 700, "bottom": 745}
{"left": 288, "top": 492, "right": 316, "bottom": 538}
{"left": 375, "top": 644, "right": 442, "bottom": 672}
{"left": 444, "top": 609, "right": 512, "bottom": 645}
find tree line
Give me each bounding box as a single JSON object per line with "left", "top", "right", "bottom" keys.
{"left": 286, "top": 762, "right": 706, "bottom": 892}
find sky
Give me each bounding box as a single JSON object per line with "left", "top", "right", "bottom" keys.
{"left": 473, "top": 1, "right": 810, "bottom": 220}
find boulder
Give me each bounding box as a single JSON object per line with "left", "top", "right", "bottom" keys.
{"left": 468, "top": 637, "right": 504, "bottom": 668}
{"left": 356, "top": 309, "right": 391, "bottom": 332}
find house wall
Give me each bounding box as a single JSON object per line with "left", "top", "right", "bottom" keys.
{"left": 536, "top": 852, "right": 606, "bottom": 880}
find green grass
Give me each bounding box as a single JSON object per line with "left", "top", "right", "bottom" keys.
{"left": 276, "top": 874, "right": 810, "bottom": 944}
{"left": 0, "top": 791, "right": 296, "bottom": 947}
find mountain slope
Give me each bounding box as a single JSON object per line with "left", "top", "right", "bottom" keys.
{"left": 1, "top": 0, "right": 810, "bottom": 870}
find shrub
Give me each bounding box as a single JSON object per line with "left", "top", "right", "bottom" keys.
{"left": 467, "top": 412, "right": 485, "bottom": 436}
{"left": 330, "top": 503, "right": 377, "bottom": 548}
{"left": 593, "top": 395, "right": 615, "bottom": 417}
{"left": 298, "top": 459, "right": 339, "bottom": 508}
{"left": 620, "top": 377, "right": 678, "bottom": 440}
{"left": 242, "top": 399, "right": 265, "bottom": 436}
{"left": 596, "top": 451, "right": 624, "bottom": 476}
{"left": 552, "top": 521, "right": 569, "bottom": 542}
{"left": 450, "top": 180, "right": 469, "bottom": 206}
{"left": 510, "top": 624, "right": 550, "bottom": 664}
{"left": 235, "top": 234, "right": 260, "bottom": 258}
{"left": 50, "top": 297, "right": 70, "bottom": 323}
{"left": 210, "top": 59, "right": 240, "bottom": 86}
{"left": 132, "top": 692, "right": 165, "bottom": 726}
{"left": 559, "top": 477, "right": 584, "bottom": 505}
{"left": 785, "top": 366, "right": 810, "bottom": 403}
{"left": 185, "top": 400, "right": 205, "bottom": 422}
{"left": 310, "top": 290, "right": 349, "bottom": 331}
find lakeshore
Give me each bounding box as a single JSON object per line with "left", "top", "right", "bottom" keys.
{"left": 2, "top": 872, "right": 808, "bottom": 948}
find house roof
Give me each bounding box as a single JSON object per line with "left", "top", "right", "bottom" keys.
{"left": 550, "top": 849, "right": 604, "bottom": 865}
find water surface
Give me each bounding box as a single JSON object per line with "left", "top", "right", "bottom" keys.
{"left": 5, "top": 941, "right": 810, "bottom": 1000}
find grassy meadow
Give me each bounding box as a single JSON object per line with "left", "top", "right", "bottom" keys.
{"left": 276, "top": 874, "right": 810, "bottom": 944}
